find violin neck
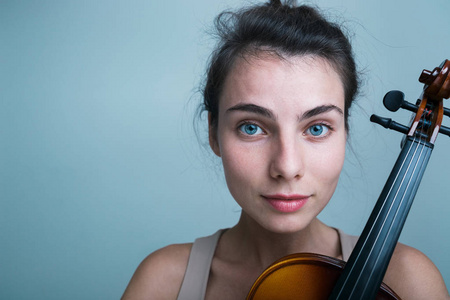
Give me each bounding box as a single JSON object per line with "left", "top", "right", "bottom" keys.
{"left": 329, "top": 136, "right": 433, "bottom": 300}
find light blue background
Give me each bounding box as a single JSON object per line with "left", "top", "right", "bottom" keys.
{"left": 1, "top": 0, "right": 449, "bottom": 298}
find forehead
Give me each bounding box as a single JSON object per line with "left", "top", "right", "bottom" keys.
{"left": 219, "top": 53, "right": 345, "bottom": 114}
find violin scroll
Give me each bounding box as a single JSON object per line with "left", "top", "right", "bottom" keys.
{"left": 419, "top": 60, "right": 450, "bottom": 99}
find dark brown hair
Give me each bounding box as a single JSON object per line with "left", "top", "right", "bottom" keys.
{"left": 202, "top": 0, "right": 359, "bottom": 132}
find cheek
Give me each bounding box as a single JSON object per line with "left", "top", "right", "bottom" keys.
{"left": 219, "top": 140, "right": 268, "bottom": 198}
{"left": 312, "top": 142, "right": 346, "bottom": 184}
{"left": 221, "top": 152, "right": 251, "bottom": 203}
{"left": 221, "top": 145, "right": 260, "bottom": 182}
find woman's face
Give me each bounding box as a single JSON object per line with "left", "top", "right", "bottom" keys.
{"left": 209, "top": 54, "right": 347, "bottom": 233}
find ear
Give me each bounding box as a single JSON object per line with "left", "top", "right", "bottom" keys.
{"left": 208, "top": 112, "right": 221, "bottom": 157}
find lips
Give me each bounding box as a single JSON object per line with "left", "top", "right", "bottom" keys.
{"left": 262, "top": 194, "right": 309, "bottom": 213}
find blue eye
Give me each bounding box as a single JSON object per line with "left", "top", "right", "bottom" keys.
{"left": 239, "top": 123, "right": 263, "bottom": 135}
{"left": 307, "top": 124, "right": 329, "bottom": 136}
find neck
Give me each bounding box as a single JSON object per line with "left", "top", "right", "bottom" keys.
{"left": 220, "top": 213, "right": 341, "bottom": 269}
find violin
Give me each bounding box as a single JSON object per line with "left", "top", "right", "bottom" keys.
{"left": 246, "top": 59, "right": 450, "bottom": 300}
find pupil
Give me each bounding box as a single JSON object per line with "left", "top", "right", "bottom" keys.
{"left": 246, "top": 124, "right": 257, "bottom": 134}
{"left": 311, "top": 125, "right": 323, "bottom": 136}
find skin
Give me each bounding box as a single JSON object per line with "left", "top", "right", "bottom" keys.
{"left": 122, "top": 54, "right": 450, "bottom": 300}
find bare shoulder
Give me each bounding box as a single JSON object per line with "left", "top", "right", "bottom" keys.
{"left": 384, "top": 243, "right": 450, "bottom": 299}
{"left": 121, "top": 243, "right": 192, "bottom": 300}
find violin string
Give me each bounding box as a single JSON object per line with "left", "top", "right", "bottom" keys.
{"left": 354, "top": 107, "right": 430, "bottom": 297}
{"left": 362, "top": 107, "right": 430, "bottom": 278}
{"left": 369, "top": 106, "right": 435, "bottom": 285}
{"left": 364, "top": 145, "right": 428, "bottom": 294}
{"left": 339, "top": 106, "right": 430, "bottom": 298}
{"left": 359, "top": 128, "right": 428, "bottom": 296}
{"left": 336, "top": 135, "right": 417, "bottom": 298}
{"left": 346, "top": 139, "right": 423, "bottom": 298}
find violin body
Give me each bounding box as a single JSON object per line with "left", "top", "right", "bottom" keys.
{"left": 247, "top": 60, "right": 450, "bottom": 300}
{"left": 246, "top": 253, "right": 400, "bottom": 300}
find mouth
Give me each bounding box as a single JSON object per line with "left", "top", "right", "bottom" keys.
{"left": 262, "top": 194, "right": 309, "bottom": 213}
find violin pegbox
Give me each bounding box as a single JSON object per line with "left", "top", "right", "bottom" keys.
{"left": 371, "top": 59, "right": 450, "bottom": 144}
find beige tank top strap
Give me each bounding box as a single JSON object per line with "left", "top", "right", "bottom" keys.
{"left": 176, "top": 229, "right": 224, "bottom": 300}
{"left": 336, "top": 228, "right": 359, "bottom": 261}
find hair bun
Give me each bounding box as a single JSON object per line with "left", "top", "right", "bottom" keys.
{"left": 269, "top": 0, "right": 282, "bottom": 7}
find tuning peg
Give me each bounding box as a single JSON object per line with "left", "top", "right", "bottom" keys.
{"left": 384, "top": 90, "right": 450, "bottom": 118}
{"left": 383, "top": 90, "right": 418, "bottom": 113}
{"left": 439, "top": 125, "right": 450, "bottom": 137}
{"left": 370, "top": 114, "right": 409, "bottom": 134}
{"left": 371, "top": 114, "right": 450, "bottom": 139}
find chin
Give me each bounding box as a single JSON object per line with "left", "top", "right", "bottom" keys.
{"left": 260, "top": 215, "right": 313, "bottom": 235}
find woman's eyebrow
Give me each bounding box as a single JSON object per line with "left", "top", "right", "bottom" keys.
{"left": 226, "top": 103, "right": 275, "bottom": 120}
{"left": 226, "top": 103, "right": 343, "bottom": 121}
{"left": 300, "top": 105, "right": 343, "bottom": 121}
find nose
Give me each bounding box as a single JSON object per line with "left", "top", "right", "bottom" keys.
{"left": 269, "top": 134, "right": 304, "bottom": 181}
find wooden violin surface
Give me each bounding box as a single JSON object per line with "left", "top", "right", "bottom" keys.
{"left": 246, "top": 253, "right": 400, "bottom": 300}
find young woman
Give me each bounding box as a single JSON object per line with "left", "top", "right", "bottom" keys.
{"left": 122, "top": 1, "right": 449, "bottom": 299}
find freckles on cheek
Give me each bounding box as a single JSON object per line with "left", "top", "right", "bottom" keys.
{"left": 223, "top": 148, "right": 250, "bottom": 173}
{"left": 221, "top": 155, "right": 251, "bottom": 200}
{"left": 222, "top": 145, "right": 263, "bottom": 181}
